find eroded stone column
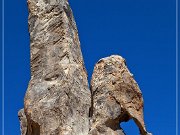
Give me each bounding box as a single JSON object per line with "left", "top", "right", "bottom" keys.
{"left": 20, "top": 0, "right": 91, "bottom": 134}
{"left": 89, "top": 55, "right": 151, "bottom": 135}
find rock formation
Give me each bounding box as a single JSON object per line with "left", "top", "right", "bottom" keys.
{"left": 19, "top": 0, "right": 151, "bottom": 135}
{"left": 19, "top": 0, "right": 91, "bottom": 134}
{"left": 18, "top": 109, "right": 28, "bottom": 135}
{"left": 89, "top": 55, "right": 151, "bottom": 135}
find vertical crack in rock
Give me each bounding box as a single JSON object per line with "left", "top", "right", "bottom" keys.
{"left": 89, "top": 55, "right": 152, "bottom": 135}
{"left": 19, "top": 0, "right": 91, "bottom": 134}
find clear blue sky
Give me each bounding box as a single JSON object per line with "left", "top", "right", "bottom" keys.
{"left": 2, "top": 0, "right": 177, "bottom": 134}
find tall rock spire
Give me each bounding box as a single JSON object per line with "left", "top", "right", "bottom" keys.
{"left": 19, "top": 1, "right": 152, "bottom": 135}
{"left": 19, "top": 0, "right": 91, "bottom": 134}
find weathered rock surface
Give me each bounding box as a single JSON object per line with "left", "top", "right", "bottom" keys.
{"left": 90, "top": 55, "right": 151, "bottom": 135}
{"left": 18, "top": 109, "right": 28, "bottom": 135}
{"left": 21, "top": 0, "right": 91, "bottom": 134}
{"left": 19, "top": 0, "right": 152, "bottom": 135}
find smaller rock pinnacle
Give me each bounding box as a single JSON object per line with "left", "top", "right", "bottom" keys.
{"left": 90, "top": 55, "right": 152, "bottom": 135}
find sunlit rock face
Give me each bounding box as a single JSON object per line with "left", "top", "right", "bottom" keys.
{"left": 21, "top": 0, "right": 91, "bottom": 134}
{"left": 89, "top": 55, "right": 151, "bottom": 135}
{"left": 18, "top": 1, "right": 152, "bottom": 135}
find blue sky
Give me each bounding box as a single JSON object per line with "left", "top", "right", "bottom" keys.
{"left": 2, "top": 0, "right": 177, "bottom": 134}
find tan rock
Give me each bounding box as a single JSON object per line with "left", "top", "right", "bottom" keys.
{"left": 21, "top": 0, "right": 91, "bottom": 134}
{"left": 18, "top": 0, "right": 152, "bottom": 134}
{"left": 90, "top": 55, "right": 151, "bottom": 135}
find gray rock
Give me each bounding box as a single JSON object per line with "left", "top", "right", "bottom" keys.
{"left": 18, "top": 109, "right": 28, "bottom": 135}
{"left": 21, "top": 0, "right": 91, "bottom": 134}
{"left": 90, "top": 55, "right": 151, "bottom": 135}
